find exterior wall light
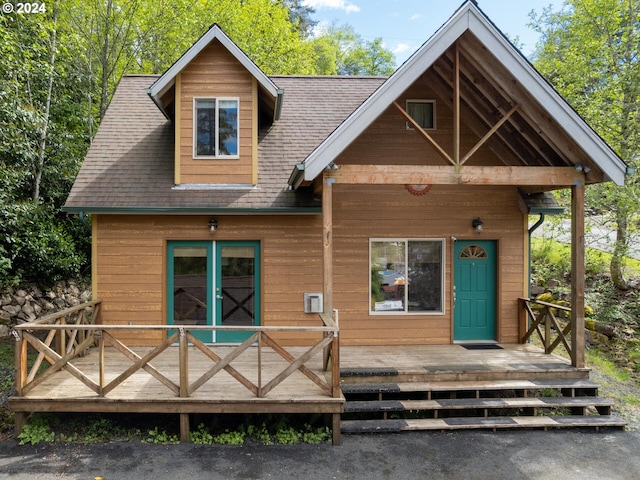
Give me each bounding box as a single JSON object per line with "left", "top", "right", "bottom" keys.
{"left": 472, "top": 217, "right": 484, "bottom": 233}
{"left": 208, "top": 218, "right": 218, "bottom": 233}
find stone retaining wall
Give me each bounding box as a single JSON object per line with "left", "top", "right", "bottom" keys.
{"left": 0, "top": 280, "right": 91, "bottom": 337}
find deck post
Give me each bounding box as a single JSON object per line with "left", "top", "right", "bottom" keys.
{"left": 179, "top": 328, "right": 190, "bottom": 442}
{"left": 571, "top": 183, "right": 586, "bottom": 368}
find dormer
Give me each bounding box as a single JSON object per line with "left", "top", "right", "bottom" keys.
{"left": 148, "top": 25, "right": 283, "bottom": 187}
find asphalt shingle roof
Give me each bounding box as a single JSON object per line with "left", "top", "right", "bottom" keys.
{"left": 64, "top": 74, "right": 385, "bottom": 213}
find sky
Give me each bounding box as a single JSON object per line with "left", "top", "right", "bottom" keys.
{"left": 303, "top": 0, "right": 559, "bottom": 65}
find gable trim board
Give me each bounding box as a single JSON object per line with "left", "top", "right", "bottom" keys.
{"left": 296, "top": 1, "right": 627, "bottom": 187}
{"left": 147, "top": 24, "right": 282, "bottom": 121}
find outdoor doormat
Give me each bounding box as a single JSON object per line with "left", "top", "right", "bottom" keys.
{"left": 340, "top": 367, "right": 398, "bottom": 377}
{"left": 461, "top": 344, "right": 503, "bottom": 350}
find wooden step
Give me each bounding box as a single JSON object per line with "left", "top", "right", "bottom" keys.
{"left": 341, "top": 378, "right": 600, "bottom": 397}
{"left": 342, "top": 415, "right": 627, "bottom": 434}
{"left": 340, "top": 365, "right": 591, "bottom": 384}
{"left": 344, "top": 396, "right": 614, "bottom": 415}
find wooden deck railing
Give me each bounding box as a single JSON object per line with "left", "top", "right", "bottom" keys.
{"left": 12, "top": 300, "right": 341, "bottom": 401}
{"left": 519, "top": 297, "right": 572, "bottom": 358}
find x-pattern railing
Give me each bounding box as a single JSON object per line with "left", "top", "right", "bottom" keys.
{"left": 13, "top": 300, "right": 340, "bottom": 401}
{"left": 520, "top": 297, "right": 572, "bottom": 358}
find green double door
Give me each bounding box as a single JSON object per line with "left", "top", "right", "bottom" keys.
{"left": 453, "top": 240, "right": 496, "bottom": 342}
{"left": 168, "top": 241, "right": 260, "bottom": 343}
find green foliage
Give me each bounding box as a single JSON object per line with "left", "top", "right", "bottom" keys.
{"left": 311, "top": 23, "right": 396, "bottom": 76}
{"left": 0, "top": 201, "right": 85, "bottom": 285}
{"left": 142, "top": 426, "right": 180, "bottom": 445}
{"left": 530, "top": 0, "right": 640, "bottom": 288}
{"left": 18, "top": 416, "right": 55, "bottom": 445}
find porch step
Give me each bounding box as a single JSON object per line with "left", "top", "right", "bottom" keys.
{"left": 341, "top": 415, "right": 628, "bottom": 434}
{"left": 344, "top": 396, "right": 614, "bottom": 416}
{"left": 340, "top": 377, "right": 627, "bottom": 433}
{"left": 340, "top": 366, "right": 591, "bottom": 383}
{"left": 340, "top": 378, "right": 601, "bottom": 398}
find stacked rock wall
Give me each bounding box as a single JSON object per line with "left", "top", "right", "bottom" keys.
{"left": 0, "top": 280, "right": 91, "bottom": 336}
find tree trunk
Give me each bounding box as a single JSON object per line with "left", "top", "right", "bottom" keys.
{"left": 32, "top": 1, "right": 59, "bottom": 202}
{"left": 610, "top": 209, "right": 630, "bottom": 291}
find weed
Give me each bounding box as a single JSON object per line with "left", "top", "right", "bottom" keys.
{"left": 142, "top": 426, "right": 180, "bottom": 445}
{"left": 18, "top": 416, "right": 55, "bottom": 445}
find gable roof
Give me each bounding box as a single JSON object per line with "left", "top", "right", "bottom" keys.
{"left": 148, "top": 24, "right": 282, "bottom": 120}
{"left": 298, "top": 0, "right": 627, "bottom": 186}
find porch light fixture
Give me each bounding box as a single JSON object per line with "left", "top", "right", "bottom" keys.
{"left": 472, "top": 217, "right": 484, "bottom": 233}
{"left": 208, "top": 218, "right": 218, "bottom": 233}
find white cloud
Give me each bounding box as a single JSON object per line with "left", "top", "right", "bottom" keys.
{"left": 302, "top": 0, "right": 360, "bottom": 14}
{"left": 392, "top": 43, "right": 411, "bottom": 56}
{"left": 409, "top": 13, "right": 423, "bottom": 21}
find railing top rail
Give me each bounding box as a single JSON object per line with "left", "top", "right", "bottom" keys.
{"left": 519, "top": 297, "right": 572, "bottom": 313}
{"left": 13, "top": 324, "right": 338, "bottom": 333}
{"left": 20, "top": 299, "right": 102, "bottom": 326}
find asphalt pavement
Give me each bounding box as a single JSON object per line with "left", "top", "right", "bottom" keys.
{"left": 1, "top": 429, "right": 639, "bottom": 479}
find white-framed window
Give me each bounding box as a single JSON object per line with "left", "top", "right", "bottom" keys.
{"left": 370, "top": 239, "right": 444, "bottom": 314}
{"left": 406, "top": 99, "right": 436, "bottom": 130}
{"left": 194, "top": 97, "right": 239, "bottom": 158}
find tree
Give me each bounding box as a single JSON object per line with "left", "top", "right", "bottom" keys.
{"left": 531, "top": 0, "right": 640, "bottom": 290}
{"left": 310, "top": 23, "right": 396, "bottom": 76}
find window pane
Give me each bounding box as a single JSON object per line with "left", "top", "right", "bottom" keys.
{"left": 407, "top": 240, "right": 442, "bottom": 312}
{"left": 218, "top": 99, "right": 238, "bottom": 156}
{"left": 408, "top": 102, "right": 434, "bottom": 129}
{"left": 196, "top": 100, "right": 216, "bottom": 156}
{"left": 371, "top": 241, "right": 406, "bottom": 311}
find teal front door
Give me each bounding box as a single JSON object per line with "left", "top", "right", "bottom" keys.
{"left": 453, "top": 240, "right": 496, "bottom": 341}
{"left": 168, "top": 241, "right": 260, "bottom": 343}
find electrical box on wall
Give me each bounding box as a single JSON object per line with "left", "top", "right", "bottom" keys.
{"left": 303, "top": 293, "right": 323, "bottom": 313}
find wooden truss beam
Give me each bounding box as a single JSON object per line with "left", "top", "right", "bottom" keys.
{"left": 325, "top": 164, "right": 585, "bottom": 187}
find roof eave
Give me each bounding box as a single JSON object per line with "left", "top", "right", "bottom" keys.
{"left": 62, "top": 206, "right": 321, "bottom": 215}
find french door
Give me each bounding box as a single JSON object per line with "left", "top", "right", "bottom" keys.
{"left": 168, "top": 241, "right": 260, "bottom": 343}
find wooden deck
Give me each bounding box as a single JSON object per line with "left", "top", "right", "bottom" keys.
{"left": 12, "top": 300, "right": 619, "bottom": 443}
{"left": 339, "top": 343, "right": 589, "bottom": 382}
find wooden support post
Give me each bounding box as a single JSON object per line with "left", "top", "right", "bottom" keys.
{"left": 518, "top": 298, "right": 528, "bottom": 343}
{"left": 98, "top": 330, "right": 105, "bottom": 396}
{"left": 323, "top": 174, "right": 334, "bottom": 316}
{"left": 571, "top": 183, "right": 586, "bottom": 368}
{"left": 453, "top": 42, "right": 460, "bottom": 168}
{"left": 14, "top": 330, "right": 26, "bottom": 397}
{"left": 179, "top": 328, "right": 188, "bottom": 398}
{"left": 332, "top": 413, "right": 341, "bottom": 446}
{"left": 180, "top": 414, "right": 190, "bottom": 443}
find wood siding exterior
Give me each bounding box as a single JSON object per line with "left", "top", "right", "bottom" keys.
{"left": 331, "top": 184, "right": 526, "bottom": 346}
{"left": 93, "top": 183, "right": 526, "bottom": 347}
{"left": 178, "top": 40, "right": 255, "bottom": 185}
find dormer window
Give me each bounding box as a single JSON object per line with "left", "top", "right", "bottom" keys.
{"left": 406, "top": 99, "right": 436, "bottom": 130}
{"left": 194, "top": 97, "right": 239, "bottom": 158}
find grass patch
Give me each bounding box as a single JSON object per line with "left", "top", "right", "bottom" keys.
{"left": 586, "top": 349, "right": 631, "bottom": 382}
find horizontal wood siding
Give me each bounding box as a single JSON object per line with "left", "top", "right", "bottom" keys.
{"left": 331, "top": 184, "right": 525, "bottom": 346}
{"left": 95, "top": 215, "right": 323, "bottom": 346}
{"left": 179, "top": 40, "right": 254, "bottom": 185}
